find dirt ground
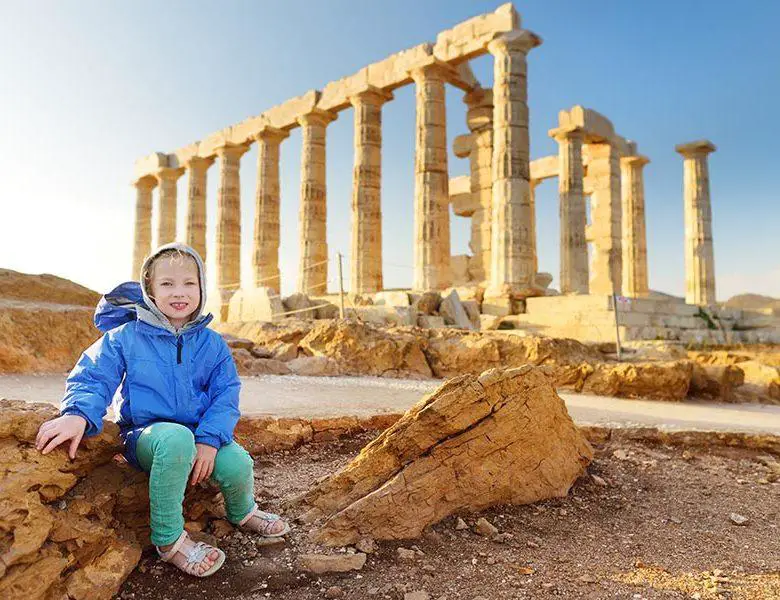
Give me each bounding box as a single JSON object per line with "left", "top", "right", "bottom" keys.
{"left": 115, "top": 434, "right": 780, "bottom": 600}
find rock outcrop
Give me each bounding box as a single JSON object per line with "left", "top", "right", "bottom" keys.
{"left": 298, "top": 366, "right": 593, "bottom": 546}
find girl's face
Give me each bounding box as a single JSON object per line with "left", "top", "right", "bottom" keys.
{"left": 149, "top": 255, "right": 200, "bottom": 329}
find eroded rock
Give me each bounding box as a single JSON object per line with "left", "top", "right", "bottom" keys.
{"left": 298, "top": 365, "right": 592, "bottom": 546}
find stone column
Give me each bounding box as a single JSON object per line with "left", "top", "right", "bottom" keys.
{"left": 183, "top": 156, "right": 214, "bottom": 263}
{"left": 298, "top": 109, "right": 337, "bottom": 295}
{"left": 587, "top": 142, "right": 622, "bottom": 295}
{"left": 132, "top": 177, "right": 156, "bottom": 279}
{"left": 253, "top": 127, "right": 289, "bottom": 293}
{"left": 552, "top": 127, "right": 588, "bottom": 294}
{"left": 620, "top": 155, "right": 650, "bottom": 298}
{"left": 411, "top": 61, "right": 452, "bottom": 291}
{"left": 484, "top": 29, "right": 542, "bottom": 314}
{"left": 676, "top": 140, "right": 717, "bottom": 306}
{"left": 215, "top": 143, "right": 249, "bottom": 319}
{"left": 350, "top": 87, "right": 392, "bottom": 294}
{"left": 464, "top": 87, "right": 493, "bottom": 284}
{"left": 155, "top": 167, "right": 184, "bottom": 246}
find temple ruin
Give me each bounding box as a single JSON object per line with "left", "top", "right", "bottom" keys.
{"left": 130, "top": 3, "right": 766, "bottom": 344}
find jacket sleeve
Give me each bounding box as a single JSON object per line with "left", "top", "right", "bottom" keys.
{"left": 194, "top": 338, "right": 241, "bottom": 449}
{"left": 61, "top": 329, "right": 127, "bottom": 436}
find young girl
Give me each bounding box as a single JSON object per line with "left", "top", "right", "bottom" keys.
{"left": 35, "top": 242, "right": 289, "bottom": 577}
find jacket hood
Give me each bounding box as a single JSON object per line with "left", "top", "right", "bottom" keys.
{"left": 138, "top": 243, "right": 210, "bottom": 334}
{"left": 93, "top": 243, "right": 211, "bottom": 335}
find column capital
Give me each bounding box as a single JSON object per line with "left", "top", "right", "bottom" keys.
{"left": 182, "top": 155, "right": 216, "bottom": 171}
{"left": 621, "top": 154, "right": 650, "bottom": 168}
{"left": 487, "top": 29, "right": 542, "bottom": 57}
{"left": 252, "top": 125, "right": 290, "bottom": 144}
{"left": 675, "top": 140, "right": 716, "bottom": 157}
{"left": 297, "top": 108, "right": 337, "bottom": 128}
{"left": 348, "top": 85, "right": 393, "bottom": 107}
{"left": 133, "top": 175, "right": 157, "bottom": 190}
{"left": 549, "top": 126, "right": 585, "bottom": 142}
{"left": 215, "top": 142, "right": 250, "bottom": 160}
{"left": 154, "top": 166, "right": 185, "bottom": 183}
{"left": 408, "top": 58, "right": 457, "bottom": 84}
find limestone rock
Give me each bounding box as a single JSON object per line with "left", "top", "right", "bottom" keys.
{"left": 227, "top": 286, "right": 284, "bottom": 322}
{"left": 221, "top": 333, "right": 255, "bottom": 351}
{"left": 461, "top": 300, "right": 481, "bottom": 328}
{"left": 417, "top": 315, "right": 445, "bottom": 329}
{"left": 299, "top": 366, "right": 592, "bottom": 546}
{"left": 690, "top": 363, "right": 745, "bottom": 401}
{"left": 242, "top": 357, "right": 292, "bottom": 376}
{"left": 411, "top": 291, "right": 441, "bottom": 315}
{"left": 577, "top": 360, "right": 693, "bottom": 401}
{"left": 282, "top": 293, "right": 317, "bottom": 319}
{"left": 298, "top": 320, "right": 432, "bottom": 379}
{"left": 297, "top": 552, "right": 367, "bottom": 574}
{"left": 347, "top": 306, "right": 415, "bottom": 326}
{"left": 474, "top": 517, "right": 498, "bottom": 537}
{"left": 373, "top": 291, "right": 411, "bottom": 307}
{"left": 736, "top": 360, "right": 780, "bottom": 402}
{"left": 287, "top": 356, "right": 340, "bottom": 377}
{"left": 315, "top": 302, "right": 340, "bottom": 320}
{"left": 439, "top": 290, "right": 475, "bottom": 330}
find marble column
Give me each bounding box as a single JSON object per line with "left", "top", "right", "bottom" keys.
{"left": 253, "top": 127, "right": 289, "bottom": 293}
{"left": 215, "top": 143, "right": 249, "bottom": 319}
{"left": 350, "top": 87, "right": 392, "bottom": 294}
{"left": 411, "top": 61, "right": 452, "bottom": 291}
{"left": 183, "top": 156, "right": 214, "bottom": 263}
{"left": 132, "top": 177, "right": 156, "bottom": 280}
{"left": 587, "top": 142, "right": 622, "bottom": 295}
{"left": 464, "top": 87, "right": 493, "bottom": 284}
{"left": 298, "top": 109, "right": 336, "bottom": 295}
{"left": 155, "top": 167, "right": 184, "bottom": 246}
{"left": 620, "top": 155, "right": 650, "bottom": 298}
{"left": 676, "top": 140, "right": 717, "bottom": 306}
{"left": 484, "top": 29, "right": 542, "bottom": 313}
{"left": 552, "top": 127, "right": 588, "bottom": 294}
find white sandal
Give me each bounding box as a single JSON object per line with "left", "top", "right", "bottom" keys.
{"left": 238, "top": 504, "right": 291, "bottom": 538}
{"left": 156, "top": 531, "right": 226, "bottom": 577}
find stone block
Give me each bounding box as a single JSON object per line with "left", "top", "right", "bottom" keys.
{"left": 347, "top": 306, "right": 415, "bottom": 326}
{"left": 287, "top": 356, "right": 340, "bottom": 377}
{"left": 530, "top": 155, "right": 558, "bottom": 182}
{"left": 461, "top": 300, "right": 481, "bottom": 328}
{"left": 227, "top": 287, "right": 284, "bottom": 323}
{"left": 411, "top": 291, "right": 441, "bottom": 315}
{"left": 417, "top": 315, "right": 446, "bottom": 329}
{"left": 479, "top": 314, "right": 500, "bottom": 330}
{"left": 449, "top": 255, "right": 471, "bottom": 287}
{"left": 282, "top": 293, "right": 317, "bottom": 319}
{"left": 373, "top": 291, "right": 411, "bottom": 307}
{"left": 440, "top": 289, "right": 475, "bottom": 330}
{"left": 432, "top": 3, "right": 519, "bottom": 64}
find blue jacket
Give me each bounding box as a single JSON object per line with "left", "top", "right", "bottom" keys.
{"left": 61, "top": 243, "right": 241, "bottom": 468}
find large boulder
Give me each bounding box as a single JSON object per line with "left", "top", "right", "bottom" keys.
{"left": 735, "top": 360, "right": 780, "bottom": 402}
{"left": 690, "top": 363, "right": 745, "bottom": 401}
{"left": 299, "top": 366, "right": 593, "bottom": 546}
{"left": 439, "top": 290, "right": 474, "bottom": 330}
{"left": 227, "top": 286, "right": 284, "bottom": 322}
{"left": 282, "top": 293, "right": 317, "bottom": 319}
{"left": 577, "top": 360, "right": 693, "bottom": 401}
{"left": 298, "top": 321, "right": 432, "bottom": 379}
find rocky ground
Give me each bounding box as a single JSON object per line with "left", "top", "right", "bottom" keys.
{"left": 117, "top": 433, "right": 779, "bottom": 600}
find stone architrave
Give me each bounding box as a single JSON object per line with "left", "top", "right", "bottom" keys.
{"left": 253, "top": 126, "right": 290, "bottom": 293}
{"left": 483, "top": 29, "right": 542, "bottom": 314}
{"left": 411, "top": 61, "right": 453, "bottom": 292}
{"left": 183, "top": 156, "right": 214, "bottom": 263}
{"left": 155, "top": 166, "right": 184, "bottom": 246}
{"left": 587, "top": 142, "right": 622, "bottom": 295}
{"left": 350, "top": 87, "right": 392, "bottom": 294}
{"left": 215, "top": 143, "right": 249, "bottom": 320}
{"left": 552, "top": 127, "right": 588, "bottom": 294}
{"left": 464, "top": 87, "right": 493, "bottom": 284}
{"left": 676, "top": 140, "right": 717, "bottom": 306}
{"left": 298, "top": 109, "right": 337, "bottom": 296}
{"left": 132, "top": 177, "right": 156, "bottom": 279}
{"left": 620, "top": 154, "right": 650, "bottom": 297}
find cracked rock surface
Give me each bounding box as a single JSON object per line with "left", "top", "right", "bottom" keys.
{"left": 298, "top": 365, "right": 593, "bottom": 546}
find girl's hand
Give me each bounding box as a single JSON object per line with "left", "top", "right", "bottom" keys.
{"left": 190, "top": 443, "right": 218, "bottom": 486}
{"left": 36, "top": 414, "right": 88, "bottom": 459}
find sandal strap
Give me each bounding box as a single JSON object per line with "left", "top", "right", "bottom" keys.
{"left": 157, "top": 530, "right": 188, "bottom": 562}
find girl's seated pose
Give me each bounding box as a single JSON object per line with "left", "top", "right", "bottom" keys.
{"left": 35, "top": 243, "right": 289, "bottom": 577}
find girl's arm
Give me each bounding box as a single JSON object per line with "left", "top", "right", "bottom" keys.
{"left": 61, "top": 328, "right": 127, "bottom": 436}
{"left": 194, "top": 339, "right": 241, "bottom": 448}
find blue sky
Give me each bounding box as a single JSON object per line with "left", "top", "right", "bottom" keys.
{"left": 0, "top": 0, "right": 778, "bottom": 300}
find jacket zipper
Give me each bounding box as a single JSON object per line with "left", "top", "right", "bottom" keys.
{"left": 176, "top": 336, "right": 183, "bottom": 364}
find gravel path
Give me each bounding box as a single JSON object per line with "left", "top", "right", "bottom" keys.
{"left": 3, "top": 373, "right": 780, "bottom": 435}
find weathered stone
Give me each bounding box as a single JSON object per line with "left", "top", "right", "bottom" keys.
{"left": 282, "top": 292, "right": 317, "bottom": 319}
{"left": 287, "top": 356, "right": 340, "bottom": 377}
{"left": 461, "top": 300, "right": 481, "bottom": 328}
{"left": 241, "top": 357, "right": 292, "bottom": 376}
{"left": 417, "top": 315, "right": 446, "bottom": 329}
{"left": 299, "top": 365, "right": 592, "bottom": 545}
{"left": 690, "top": 363, "right": 745, "bottom": 401}
{"left": 412, "top": 291, "right": 442, "bottom": 315}
{"left": 315, "top": 302, "right": 340, "bottom": 320}
{"left": 227, "top": 286, "right": 284, "bottom": 323}
{"left": 374, "top": 291, "right": 411, "bottom": 307}
{"left": 474, "top": 517, "right": 498, "bottom": 537}
{"left": 577, "top": 361, "right": 693, "bottom": 401}
{"left": 297, "top": 552, "right": 367, "bottom": 574}
{"left": 439, "top": 290, "right": 474, "bottom": 330}
{"left": 736, "top": 360, "right": 780, "bottom": 401}
{"left": 347, "top": 306, "right": 415, "bottom": 327}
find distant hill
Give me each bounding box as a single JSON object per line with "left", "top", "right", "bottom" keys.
{"left": 724, "top": 293, "right": 780, "bottom": 313}
{"left": 0, "top": 268, "right": 100, "bottom": 307}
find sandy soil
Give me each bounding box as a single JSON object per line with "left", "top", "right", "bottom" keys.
{"left": 116, "top": 434, "right": 780, "bottom": 600}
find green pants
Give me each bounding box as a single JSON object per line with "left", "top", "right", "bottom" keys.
{"left": 136, "top": 422, "right": 256, "bottom": 546}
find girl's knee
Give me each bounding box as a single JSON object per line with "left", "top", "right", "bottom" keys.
{"left": 151, "top": 423, "right": 196, "bottom": 464}
{"left": 215, "top": 444, "right": 254, "bottom": 482}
